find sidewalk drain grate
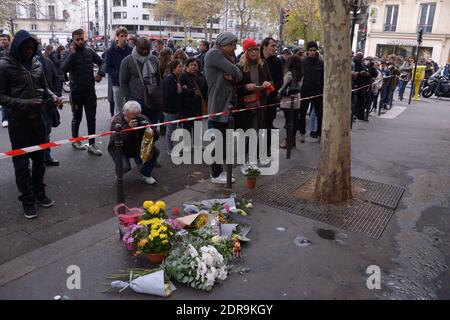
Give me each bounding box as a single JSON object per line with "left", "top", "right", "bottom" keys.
{"left": 247, "top": 166, "right": 405, "bottom": 239}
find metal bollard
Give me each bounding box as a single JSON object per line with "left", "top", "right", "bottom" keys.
{"left": 226, "top": 105, "right": 235, "bottom": 189}
{"left": 114, "top": 123, "right": 125, "bottom": 214}
{"left": 286, "top": 95, "right": 295, "bottom": 159}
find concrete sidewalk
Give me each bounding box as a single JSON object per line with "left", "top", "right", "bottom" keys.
{"left": 0, "top": 95, "right": 449, "bottom": 299}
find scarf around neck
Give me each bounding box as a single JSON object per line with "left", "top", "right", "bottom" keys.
{"left": 132, "top": 46, "right": 157, "bottom": 84}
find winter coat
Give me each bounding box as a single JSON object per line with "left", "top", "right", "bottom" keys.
{"left": 400, "top": 61, "right": 414, "bottom": 82}
{"left": 0, "top": 30, "right": 55, "bottom": 125}
{"left": 204, "top": 47, "right": 243, "bottom": 122}
{"left": 105, "top": 43, "right": 132, "bottom": 86}
{"left": 119, "top": 54, "right": 161, "bottom": 104}
{"left": 302, "top": 55, "right": 324, "bottom": 96}
{"left": 162, "top": 73, "right": 182, "bottom": 114}
{"left": 108, "top": 113, "right": 157, "bottom": 158}
{"left": 61, "top": 44, "right": 105, "bottom": 93}
{"left": 179, "top": 71, "right": 208, "bottom": 117}
{"left": 235, "top": 61, "right": 272, "bottom": 130}
{"left": 262, "top": 55, "right": 283, "bottom": 107}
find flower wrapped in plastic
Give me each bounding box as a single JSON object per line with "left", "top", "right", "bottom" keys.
{"left": 163, "top": 242, "right": 228, "bottom": 291}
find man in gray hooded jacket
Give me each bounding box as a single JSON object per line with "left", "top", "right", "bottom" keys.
{"left": 204, "top": 32, "right": 243, "bottom": 184}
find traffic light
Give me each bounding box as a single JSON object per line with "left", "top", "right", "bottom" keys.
{"left": 417, "top": 28, "right": 423, "bottom": 44}
{"left": 280, "top": 8, "right": 290, "bottom": 24}
{"left": 361, "top": 28, "right": 367, "bottom": 42}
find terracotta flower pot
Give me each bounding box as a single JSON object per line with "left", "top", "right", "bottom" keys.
{"left": 146, "top": 252, "right": 168, "bottom": 264}
{"left": 247, "top": 177, "right": 256, "bottom": 189}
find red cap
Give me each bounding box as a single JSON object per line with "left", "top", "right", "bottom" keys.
{"left": 242, "top": 38, "right": 257, "bottom": 52}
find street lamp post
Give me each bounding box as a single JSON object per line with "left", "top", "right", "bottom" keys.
{"left": 350, "top": 0, "right": 362, "bottom": 48}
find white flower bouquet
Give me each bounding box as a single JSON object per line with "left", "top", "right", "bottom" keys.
{"left": 163, "top": 242, "right": 228, "bottom": 291}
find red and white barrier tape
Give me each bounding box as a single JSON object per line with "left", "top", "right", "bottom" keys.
{"left": 0, "top": 80, "right": 390, "bottom": 161}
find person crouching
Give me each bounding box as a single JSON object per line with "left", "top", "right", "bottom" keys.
{"left": 108, "top": 101, "right": 160, "bottom": 185}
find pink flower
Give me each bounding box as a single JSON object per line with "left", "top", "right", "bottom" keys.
{"left": 223, "top": 204, "right": 231, "bottom": 212}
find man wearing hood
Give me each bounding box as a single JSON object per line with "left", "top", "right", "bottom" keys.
{"left": 0, "top": 30, "right": 63, "bottom": 219}
{"left": 204, "top": 32, "right": 243, "bottom": 184}
{"left": 61, "top": 29, "right": 105, "bottom": 156}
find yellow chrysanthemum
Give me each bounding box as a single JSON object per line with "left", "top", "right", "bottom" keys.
{"left": 148, "top": 235, "right": 154, "bottom": 241}
{"left": 143, "top": 201, "right": 154, "bottom": 209}
{"left": 155, "top": 201, "right": 166, "bottom": 210}
{"left": 138, "top": 220, "right": 151, "bottom": 225}
{"left": 137, "top": 238, "right": 148, "bottom": 248}
{"left": 149, "top": 205, "right": 160, "bottom": 215}
{"left": 159, "top": 233, "right": 167, "bottom": 239}
{"left": 162, "top": 240, "right": 169, "bottom": 244}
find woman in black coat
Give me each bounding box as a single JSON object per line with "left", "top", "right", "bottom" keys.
{"left": 179, "top": 57, "right": 208, "bottom": 136}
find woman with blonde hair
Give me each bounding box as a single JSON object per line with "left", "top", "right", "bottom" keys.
{"left": 159, "top": 47, "right": 173, "bottom": 78}
{"left": 236, "top": 38, "right": 274, "bottom": 174}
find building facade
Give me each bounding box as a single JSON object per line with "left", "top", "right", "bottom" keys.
{"left": 365, "top": 0, "right": 450, "bottom": 66}
{"left": 11, "top": 0, "right": 85, "bottom": 46}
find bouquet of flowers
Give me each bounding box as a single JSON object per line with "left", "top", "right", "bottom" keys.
{"left": 106, "top": 268, "right": 176, "bottom": 297}
{"left": 123, "top": 217, "right": 174, "bottom": 255}
{"left": 163, "top": 241, "right": 228, "bottom": 291}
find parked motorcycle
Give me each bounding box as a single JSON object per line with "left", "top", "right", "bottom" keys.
{"left": 421, "top": 70, "right": 450, "bottom": 98}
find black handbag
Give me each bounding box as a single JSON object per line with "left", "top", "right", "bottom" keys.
{"left": 43, "top": 99, "right": 61, "bottom": 128}
{"left": 286, "top": 73, "right": 301, "bottom": 96}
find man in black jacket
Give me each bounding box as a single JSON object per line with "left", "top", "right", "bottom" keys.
{"left": 260, "top": 37, "right": 283, "bottom": 156}
{"left": 0, "top": 30, "right": 63, "bottom": 219}
{"left": 62, "top": 29, "right": 105, "bottom": 156}
{"left": 353, "top": 52, "right": 378, "bottom": 121}
{"left": 300, "top": 41, "right": 324, "bottom": 140}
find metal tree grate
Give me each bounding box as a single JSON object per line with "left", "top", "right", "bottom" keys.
{"left": 247, "top": 166, "right": 405, "bottom": 239}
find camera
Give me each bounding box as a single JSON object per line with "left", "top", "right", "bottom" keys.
{"left": 137, "top": 116, "right": 149, "bottom": 126}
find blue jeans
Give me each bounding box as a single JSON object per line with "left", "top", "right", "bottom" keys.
{"left": 163, "top": 112, "right": 178, "bottom": 153}
{"left": 310, "top": 107, "right": 317, "bottom": 133}
{"left": 1, "top": 106, "right": 7, "bottom": 122}
{"left": 115, "top": 147, "right": 160, "bottom": 178}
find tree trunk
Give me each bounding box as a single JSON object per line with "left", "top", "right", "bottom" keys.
{"left": 209, "top": 17, "right": 214, "bottom": 42}
{"left": 315, "top": 0, "right": 352, "bottom": 203}
{"left": 204, "top": 20, "right": 208, "bottom": 41}
{"left": 183, "top": 21, "right": 187, "bottom": 42}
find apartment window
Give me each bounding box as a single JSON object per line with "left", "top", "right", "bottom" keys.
{"left": 48, "top": 5, "right": 56, "bottom": 20}
{"left": 113, "top": 12, "right": 121, "bottom": 19}
{"left": 31, "top": 24, "right": 37, "bottom": 30}
{"left": 113, "top": 0, "right": 121, "bottom": 6}
{"left": 418, "top": 3, "right": 436, "bottom": 33}
{"left": 143, "top": 2, "right": 153, "bottom": 9}
{"left": 123, "top": 12, "right": 127, "bottom": 19}
{"left": 122, "top": 0, "right": 127, "bottom": 7}
{"left": 30, "top": 4, "right": 37, "bottom": 19}
{"left": 143, "top": 14, "right": 149, "bottom": 20}
{"left": 384, "top": 5, "right": 398, "bottom": 32}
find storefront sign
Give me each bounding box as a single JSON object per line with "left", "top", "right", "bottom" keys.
{"left": 386, "top": 39, "right": 417, "bottom": 46}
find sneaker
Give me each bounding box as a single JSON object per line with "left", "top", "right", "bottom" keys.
{"left": 72, "top": 141, "right": 87, "bottom": 150}
{"left": 210, "top": 171, "right": 235, "bottom": 184}
{"left": 23, "top": 203, "right": 37, "bottom": 219}
{"left": 300, "top": 134, "right": 306, "bottom": 143}
{"left": 139, "top": 174, "right": 156, "bottom": 185}
{"left": 2, "top": 120, "right": 8, "bottom": 128}
{"left": 87, "top": 144, "right": 102, "bottom": 156}
{"left": 44, "top": 158, "right": 60, "bottom": 166}
{"left": 36, "top": 193, "right": 55, "bottom": 208}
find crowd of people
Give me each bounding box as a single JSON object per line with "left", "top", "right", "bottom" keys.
{"left": 1, "top": 26, "right": 449, "bottom": 219}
